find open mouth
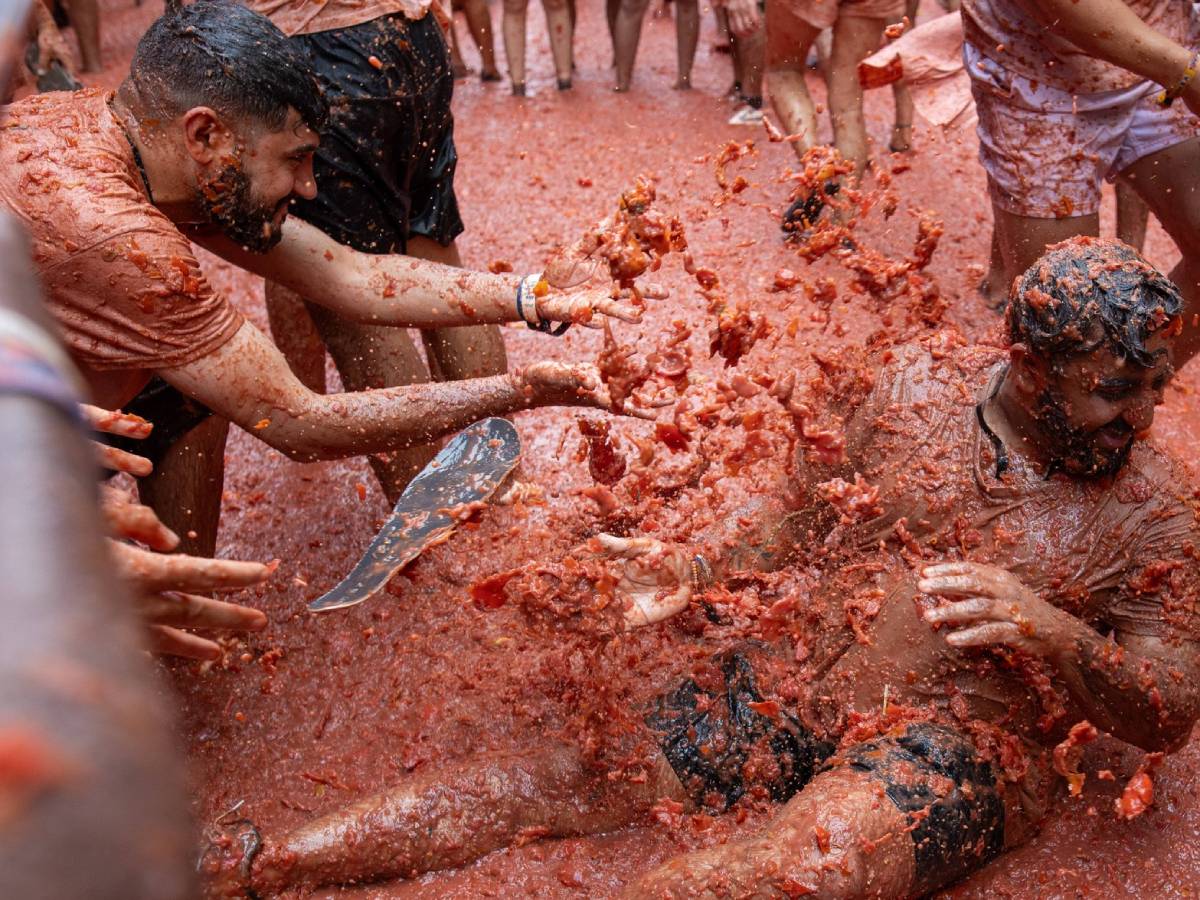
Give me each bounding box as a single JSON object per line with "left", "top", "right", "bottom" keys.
{"left": 1095, "top": 422, "right": 1133, "bottom": 450}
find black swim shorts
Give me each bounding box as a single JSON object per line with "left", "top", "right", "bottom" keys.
{"left": 289, "top": 12, "right": 464, "bottom": 255}
{"left": 821, "top": 722, "right": 1006, "bottom": 895}
{"left": 100, "top": 378, "right": 213, "bottom": 474}
{"left": 645, "top": 651, "right": 834, "bottom": 810}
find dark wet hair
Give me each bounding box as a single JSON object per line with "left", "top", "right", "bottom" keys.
{"left": 126, "top": 0, "right": 327, "bottom": 132}
{"left": 1007, "top": 236, "right": 1182, "bottom": 368}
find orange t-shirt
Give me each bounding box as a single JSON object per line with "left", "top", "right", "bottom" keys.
{"left": 0, "top": 90, "right": 243, "bottom": 376}
{"left": 238, "top": 0, "right": 438, "bottom": 36}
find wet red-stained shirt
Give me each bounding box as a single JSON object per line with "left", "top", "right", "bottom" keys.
{"left": 0, "top": 90, "right": 243, "bottom": 379}
{"left": 238, "top": 0, "right": 436, "bottom": 36}
{"left": 799, "top": 338, "right": 1200, "bottom": 745}
{"left": 962, "top": 0, "right": 1194, "bottom": 94}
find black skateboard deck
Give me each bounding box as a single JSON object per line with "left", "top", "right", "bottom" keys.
{"left": 309, "top": 418, "right": 521, "bottom": 612}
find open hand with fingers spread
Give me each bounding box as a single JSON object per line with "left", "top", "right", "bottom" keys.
{"left": 591, "top": 534, "right": 693, "bottom": 628}
{"left": 918, "top": 561, "right": 1077, "bottom": 658}
{"left": 101, "top": 483, "right": 274, "bottom": 660}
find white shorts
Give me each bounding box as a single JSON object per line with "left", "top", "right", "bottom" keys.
{"left": 965, "top": 43, "right": 1197, "bottom": 218}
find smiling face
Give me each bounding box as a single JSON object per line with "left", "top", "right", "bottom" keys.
{"left": 194, "top": 108, "right": 318, "bottom": 252}
{"left": 1030, "top": 332, "right": 1174, "bottom": 478}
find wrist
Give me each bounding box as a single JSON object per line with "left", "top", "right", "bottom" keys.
{"left": 1154, "top": 44, "right": 1199, "bottom": 105}
{"left": 515, "top": 273, "right": 571, "bottom": 336}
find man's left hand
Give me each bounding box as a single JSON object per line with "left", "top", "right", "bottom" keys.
{"left": 918, "top": 561, "right": 1076, "bottom": 658}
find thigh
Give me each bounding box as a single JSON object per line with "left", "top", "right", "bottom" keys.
{"left": 966, "top": 50, "right": 1133, "bottom": 220}
{"left": 307, "top": 305, "right": 432, "bottom": 393}
{"left": 828, "top": 13, "right": 887, "bottom": 85}
{"left": 766, "top": 0, "right": 824, "bottom": 68}
{"left": 645, "top": 648, "right": 834, "bottom": 810}
{"left": 821, "top": 722, "right": 1007, "bottom": 895}
{"left": 1120, "top": 136, "right": 1200, "bottom": 252}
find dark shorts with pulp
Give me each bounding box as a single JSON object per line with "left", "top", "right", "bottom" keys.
{"left": 646, "top": 652, "right": 1005, "bottom": 895}
{"left": 99, "top": 378, "right": 213, "bottom": 475}
{"left": 290, "top": 12, "right": 464, "bottom": 255}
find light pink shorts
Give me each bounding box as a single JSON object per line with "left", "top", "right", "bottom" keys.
{"left": 965, "top": 43, "right": 1197, "bottom": 219}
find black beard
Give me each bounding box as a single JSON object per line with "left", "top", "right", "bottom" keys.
{"left": 197, "top": 161, "right": 284, "bottom": 253}
{"left": 1035, "top": 389, "right": 1133, "bottom": 479}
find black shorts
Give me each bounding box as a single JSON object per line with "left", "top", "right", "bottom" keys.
{"left": 289, "top": 13, "right": 464, "bottom": 255}
{"left": 820, "top": 722, "right": 1005, "bottom": 895}
{"left": 100, "top": 378, "right": 213, "bottom": 474}
{"left": 648, "top": 657, "right": 1005, "bottom": 895}
{"left": 645, "top": 651, "right": 835, "bottom": 810}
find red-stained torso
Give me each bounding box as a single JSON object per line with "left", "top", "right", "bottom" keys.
{"left": 790, "top": 342, "right": 1200, "bottom": 753}
{"left": 0, "top": 90, "right": 243, "bottom": 407}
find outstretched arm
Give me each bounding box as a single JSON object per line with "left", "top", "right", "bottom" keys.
{"left": 160, "top": 321, "right": 635, "bottom": 462}
{"left": 194, "top": 217, "right": 644, "bottom": 330}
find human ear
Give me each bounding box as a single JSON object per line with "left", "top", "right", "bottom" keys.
{"left": 180, "top": 107, "right": 234, "bottom": 165}
{"left": 1007, "top": 343, "right": 1047, "bottom": 396}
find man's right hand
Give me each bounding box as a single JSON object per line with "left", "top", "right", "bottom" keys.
{"left": 591, "top": 534, "right": 693, "bottom": 629}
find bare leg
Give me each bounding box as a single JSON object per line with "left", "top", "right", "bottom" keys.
{"left": 989, "top": 201, "right": 1099, "bottom": 312}
{"left": 613, "top": 0, "right": 651, "bottom": 91}
{"left": 62, "top": 0, "right": 99, "bottom": 72}
{"left": 673, "top": 0, "right": 699, "bottom": 89}
{"left": 979, "top": 226, "right": 1007, "bottom": 310}
{"left": 766, "top": 4, "right": 821, "bottom": 158}
{"left": 888, "top": 0, "right": 919, "bottom": 152}
{"left": 449, "top": 18, "right": 470, "bottom": 78}
{"left": 265, "top": 280, "right": 327, "bottom": 394}
{"left": 607, "top": 0, "right": 621, "bottom": 59}
{"left": 407, "top": 237, "right": 508, "bottom": 381}
{"left": 136, "top": 414, "right": 230, "bottom": 557}
{"left": 827, "top": 15, "right": 889, "bottom": 180}
{"left": 461, "top": 0, "right": 501, "bottom": 79}
{"left": 628, "top": 766, "right": 917, "bottom": 899}
{"left": 542, "top": 0, "right": 573, "bottom": 84}
{"left": 733, "top": 20, "right": 766, "bottom": 102}
{"left": 1122, "top": 137, "right": 1200, "bottom": 364}
{"left": 502, "top": 0, "right": 528, "bottom": 93}
{"left": 303, "top": 305, "right": 440, "bottom": 503}
{"left": 813, "top": 26, "right": 831, "bottom": 72}
{"left": 235, "top": 746, "right": 686, "bottom": 894}
{"left": 1115, "top": 178, "right": 1150, "bottom": 253}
